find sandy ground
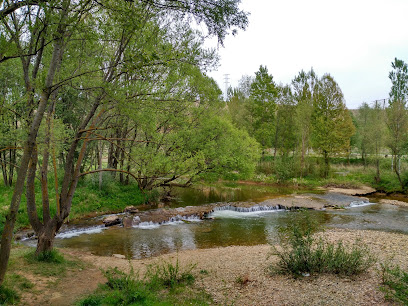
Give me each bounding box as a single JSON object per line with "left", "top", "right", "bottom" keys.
{"left": 379, "top": 199, "right": 408, "bottom": 208}
{"left": 27, "top": 228, "right": 406, "bottom": 306}
{"left": 326, "top": 186, "right": 376, "bottom": 196}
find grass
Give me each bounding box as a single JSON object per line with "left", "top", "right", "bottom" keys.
{"left": 77, "top": 261, "right": 211, "bottom": 306}
{"left": 0, "top": 285, "right": 20, "bottom": 305}
{"left": 380, "top": 262, "right": 408, "bottom": 304}
{"left": 270, "top": 211, "right": 376, "bottom": 277}
{"left": 0, "top": 246, "right": 84, "bottom": 305}
{"left": 22, "top": 249, "right": 83, "bottom": 277}
{"left": 0, "top": 174, "right": 155, "bottom": 236}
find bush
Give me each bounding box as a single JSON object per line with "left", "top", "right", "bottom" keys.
{"left": 380, "top": 263, "right": 408, "bottom": 304}
{"left": 273, "top": 156, "right": 298, "bottom": 182}
{"left": 271, "top": 211, "right": 375, "bottom": 277}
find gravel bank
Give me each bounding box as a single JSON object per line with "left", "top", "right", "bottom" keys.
{"left": 66, "top": 229, "right": 408, "bottom": 305}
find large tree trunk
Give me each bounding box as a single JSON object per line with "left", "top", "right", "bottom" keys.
{"left": 35, "top": 219, "right": 62, "bottom": 255}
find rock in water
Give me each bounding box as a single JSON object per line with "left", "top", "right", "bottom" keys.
{"left": 103, "top": 215, "right": 121, "bottom": 227}
{"left": 124, "top": 206, "right": 139, "bottom": 213}
{"left": 123, "top": 216, "right": 134, "bottom": 228}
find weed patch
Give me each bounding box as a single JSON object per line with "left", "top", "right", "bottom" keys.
{"left": 380, "top": 262, "right": 408, "bottom": 304}
{"left": 0, "top": 285, "right": 19, "bottom": 305}
{"left": 77, "top": 260, "right": 210, "bottom": 306}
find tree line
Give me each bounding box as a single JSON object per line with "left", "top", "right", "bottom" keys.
{"left": 226, "top": 59, "right": 408, "bottom": 187}
{"left": 227, "top": 66, "right": 355, "bottom": 179}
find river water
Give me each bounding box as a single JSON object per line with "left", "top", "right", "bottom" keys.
{"left": 29, "top": 183, "right": 408, "bottom": 259}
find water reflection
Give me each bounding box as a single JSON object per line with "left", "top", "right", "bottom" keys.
{"left": 52, "top": 184, "right": 408, "bottom": 259}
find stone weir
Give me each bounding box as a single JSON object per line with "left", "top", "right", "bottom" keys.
{"left": 105, "top": 194, "right": 332, "bottom": 228}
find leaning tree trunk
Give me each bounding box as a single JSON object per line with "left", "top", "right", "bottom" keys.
{"left": 0, "top": 90, "right": 51, "bottom": 286}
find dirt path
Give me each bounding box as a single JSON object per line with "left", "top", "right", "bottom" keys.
{"left": 20, "top": 229, "right": 405, "bottom": 305}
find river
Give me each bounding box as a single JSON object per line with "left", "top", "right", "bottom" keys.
{"left": 23, "top": 183, "right": 408, "bottom": 259}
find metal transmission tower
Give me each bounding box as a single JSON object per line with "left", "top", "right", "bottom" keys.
{"left": 223, "top": 74, "right": 230, "bottom": 101}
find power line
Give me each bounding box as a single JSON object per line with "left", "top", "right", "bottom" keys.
{"left": 223, "top": 74, "right": 230, "bottom": 101}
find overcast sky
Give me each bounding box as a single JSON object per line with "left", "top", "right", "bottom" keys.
{"left": 206, "top": 0, "right": 408, "bottom": 109}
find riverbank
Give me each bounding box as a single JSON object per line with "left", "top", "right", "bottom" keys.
{"left": 8, "top": 228, "right": 407, "bottom": 305}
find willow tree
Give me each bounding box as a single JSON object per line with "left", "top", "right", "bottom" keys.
{"left": 311, "top": 74, "right": 355, "bottom": 178}
{"left": 0, "top": 0, "right": 248, "bottom": 286}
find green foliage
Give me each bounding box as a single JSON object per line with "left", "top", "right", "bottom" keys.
{"left": 272, "top": 156, "right": 299, "bottom": 182}
{"left": 78, "top": 261, "right": 209, "bottom": 306}
{"left": 389, "top": 57, "right": 408, "bottom": 104}
{"left": 0, "top": 285, "right": 19, "bottom": 305}
{"left": 31, "top": 249, "right": 65, "bottom": 264}
{"left": 248, "top": 65, "right": 279, "bottom": 149}
{"left": 271, "top": 211, "right": 375, "bottom": 277}
{"left": 380, "top": 263, "right": 408, "bottom": 304}
{"left": 311, "top": 74, "right": 355, "bottom": 177}
{"left": 146, "top": 259, "right": 196, "bottom": 289}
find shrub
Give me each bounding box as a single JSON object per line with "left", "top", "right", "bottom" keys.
{"left": 380, "top": 263, "right": 408, "bottom": 304}
{"left": 271, "top": 211, "right": 375, "bottom": 277}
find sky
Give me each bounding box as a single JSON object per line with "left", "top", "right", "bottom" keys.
{"left": 205, "top": 0, "right": 408, "bottom": 109}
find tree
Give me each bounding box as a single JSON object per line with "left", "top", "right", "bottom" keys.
{"left": 226, "top": 75, "right": 252, "bottom": 132}
{"left": 0, "top": 0, "right": 249, "bottom": 286}
{"left": 389, "top": 58, "right": 408, "bottom": 105}
{"left": 386, "top": 100, "right": 408, "bottom": 188}
{"left": 371, "top": 101, "right": 387, "bottom": 183}
{"left": 248, "top": 65, "right": 279, "bottom": 150}
{"left": 311, "top": 74, "right": 355, "bottom": 177}
{"left": 274, "top": 85, "right": 297, "bottom": 156}
{"left": 387, "top": 58, "right": 408, "bottom": 188}
{"left": 355, "top": 102, "right": 371, "bottom": 165}
{"left": 292, "top": 69, "right": 317, "bottom": 175}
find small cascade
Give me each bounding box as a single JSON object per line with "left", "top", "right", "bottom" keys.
{"left": 133, "top": 214, "right": 202, "bottom": 229}
{"left": 213, "top": 204, "right": 286, "bottom": 213}
{"left": 348, "top": 200, "right": 373, "bottom": 208}
{"left": 56, "top": 225, "right": 106, "bottom": 239}
{"left": 209, "top": 204, "right": 286, "bottom": 219}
